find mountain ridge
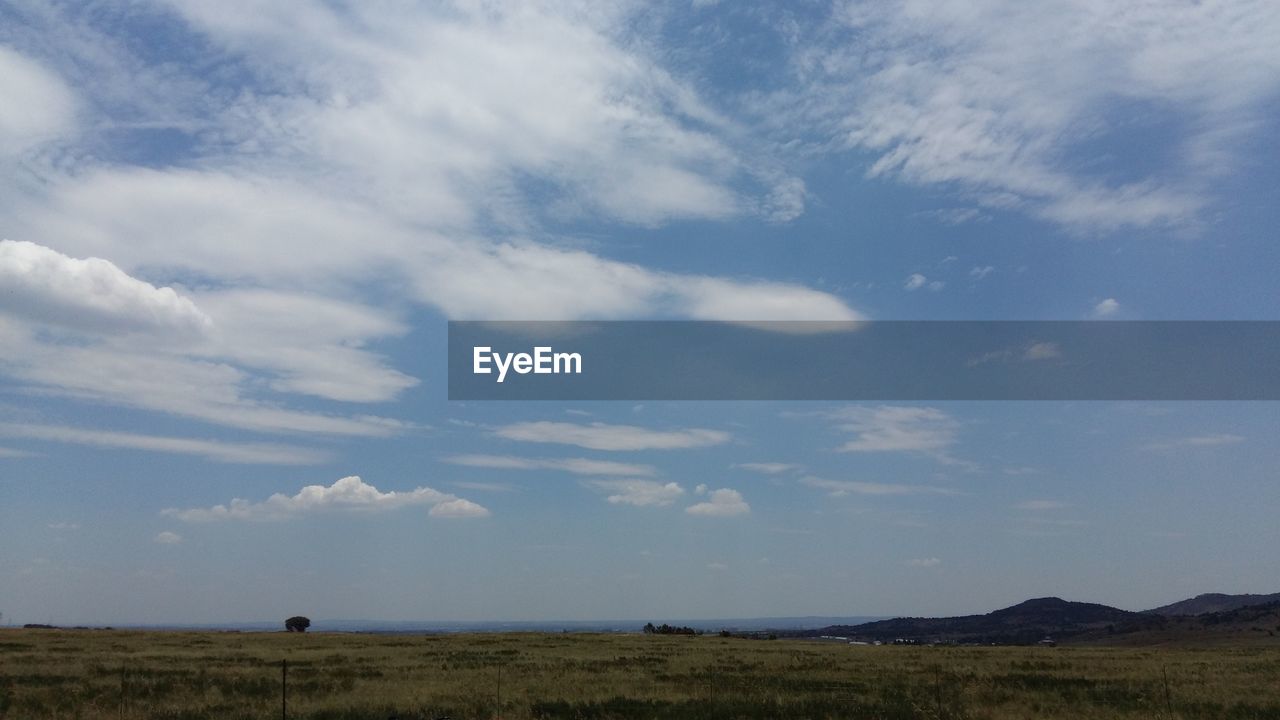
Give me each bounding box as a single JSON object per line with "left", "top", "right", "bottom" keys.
{"left": 801, "top": 592, "right": 1280, "bottom": 646}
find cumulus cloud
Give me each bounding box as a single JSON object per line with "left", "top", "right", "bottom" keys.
{"left": 162, "top": 476, "right": 488, "bottom": 521}
{"left": 0, "top": 422, "right": 328, "bottom": 465}
{"left": 0, "top": 240, "right": 211, "bottom": 335}
{"left": 587, "top": 479, "right": 686, "bottom": 507}
{"left": 428, "top": 498, "right": 492, "bottom": 518}
{"left": 494, "top": 422, "right": 731, "bottom": 451}
{"left": 1022, "top": 342, "right": 1062, "bottom": 361}
{"left": 903, "top": 273, "right": 927, "bottom": 291}
{"left": 153, "top": 531, "right": 183, "bottom": 545}
{"left": 0, "top": 242, "right": 416, "bottom": 436}
{"left": 800, "top": 476, "right": 960, "bottom": 497}
{"left": 444, "top": 454, "right": 656, "bottom": 477}
{"left": 685, "top": 487, "right": 750, "bottom": 516}
{"left": 1094, "top": 298, "right": 1120, "bottom": 317}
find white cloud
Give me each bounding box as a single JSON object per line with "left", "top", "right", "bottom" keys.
{"left": 0, "top": 46, "right": 76, "bottom": 157}
{"left": 685, "top": 487, "right": 750, "bottom": 516}
{"left": 921, "top": 208, "right": 988, "bottom": 225}
{"left": 0, "top": 3, "right": 863, "bottom": 444}
{"left": 675, "top": 276, "right": 863, "bottom": 322}
{"left": 1094, "top": 298, "right": 1121, "bottom": 317}
{"left": 1015, "top": 500, "right": 1067, "bottom": 511}
{"left": 0, "top": 240, "right": 211, "bottom": 335}
{"left": 733, "top": 462, "right": 801, "bottom": 475}
{"left": 969, "top": 266, "right": 995, "bottom": 280}
{"left": 0, "top": 422, "right": 328, "bottom": 465}
{"left": 587, "top": 480, "right": 685, "bottom": 507}
{"left": 907, "top": 557, "right": 941, "bottom": 568}
{"left": 903, "top": 273, "right": 927, "bottom": 291}
{"left": 1144, "top": 433, "right": 1245, "bottom": 451}
{"left": 163, "top": 476, "right": 487, "bottom": 522}
{"left": 967, "top": 341, "right": 1063, "bottom": 367}
{"left": 494, "top": 421, "right": 730, "bottom": 451}
{"left": 826, "top": 406, "right": 959, "bottom": 455}
{"left": 1022, "top": 342, "right": 1062, "bottom": 361}
{"left": 0, "top": 242, "right": 416, "bottom": 435}
{"left": 800, "top": 476, "right": 960, "bottom": 497}
{"left": 450, "top": 481, "right": 517, "bottom": 493}
{"left": 760, "top": 176, "right": 807, "bottom": 223}
{"left": 445, "top": 454, "right": 656, "bottom": 477}
{"left": 191, "top": 288, "right": 417, "bottom": 404}
{"left": 776, "top": 0, "right": 1280, "bottom": 230}
{"left": 428, "top": 498, "right": 492, "bottom": 519}
{"left": 1003, "top": 465, "right": 1043, "bottom": 476}
{"left": 153, "top": 531, "right": 183, "bottom": 545}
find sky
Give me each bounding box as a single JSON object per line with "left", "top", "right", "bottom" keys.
{"left": 1, "top": 0, "right": 1279, "bottom": 626}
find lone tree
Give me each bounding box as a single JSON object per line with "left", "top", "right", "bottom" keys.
{"left": 285, "top": 616, "right": 311, "bottom": 633}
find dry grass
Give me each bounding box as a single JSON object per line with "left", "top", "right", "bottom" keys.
{"left": 2, "top": 628, "right": 1279, "bottom": 719}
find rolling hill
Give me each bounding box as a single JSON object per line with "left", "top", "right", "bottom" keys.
{"left": 1146, "top": 592, "right": 1280, "bottom": 616}
{"left": 805, "top": 597, "right": 1147, "bottom": 645}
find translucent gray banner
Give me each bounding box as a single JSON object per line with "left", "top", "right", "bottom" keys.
{"left": 447, "top": 321, "right": 1280, "bottom": 400}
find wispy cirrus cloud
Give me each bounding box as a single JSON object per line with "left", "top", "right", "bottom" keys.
{"left": 0, "top": 422, "right": 328, "bottom": 465}
{"left": 800, "top": 476, "right": 960, "bottom": 497}
{"left": 0, "top": 1, "right": 860, "bottom": 448}
{"left": 494, "top": 421, "right": 730, "bottom": 451}
{"left": 1014, "top": 500, "right": 1068, "bottom": 511}
{"left": 1143, "top": 434, "right": 1245, "bottom": 451}
{"left": 162, "top": 476, "right": 488, "bottom": 522}
{"left": 733, "top": 462, "right": 802, "bottom": 475}
{"left": 768, "top": 0, "right": 1280, "bottom": 231}
{"left": 825, "top": 406, "right": 958, "bottom": 454}
{"left": 444, "top": 454, "right": 656, "bottom": 477}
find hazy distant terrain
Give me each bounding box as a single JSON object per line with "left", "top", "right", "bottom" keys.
{"left": 801, "top": 594, "right": 1280, "bottom": 646}
{"left": 1146, "top": 592, "right": 1280, "bottom": 617}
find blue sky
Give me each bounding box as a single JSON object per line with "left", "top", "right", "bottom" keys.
{"left": 1, "top": 0, "right": 1279, "bottom": 625}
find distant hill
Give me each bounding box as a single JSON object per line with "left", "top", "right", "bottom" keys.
{"left": 804, "top": 597, "right": 1149, "bottom": 645}
{"left": 1146, "top": 592, "right": 1280, "bottom": 617}
{"left": 1075, "top": 600, "right": 1280, "bottom": 647}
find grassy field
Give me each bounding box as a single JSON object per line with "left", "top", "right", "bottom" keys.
{"left": 2, "top": 629, "right": 1280, "bottom": 719}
